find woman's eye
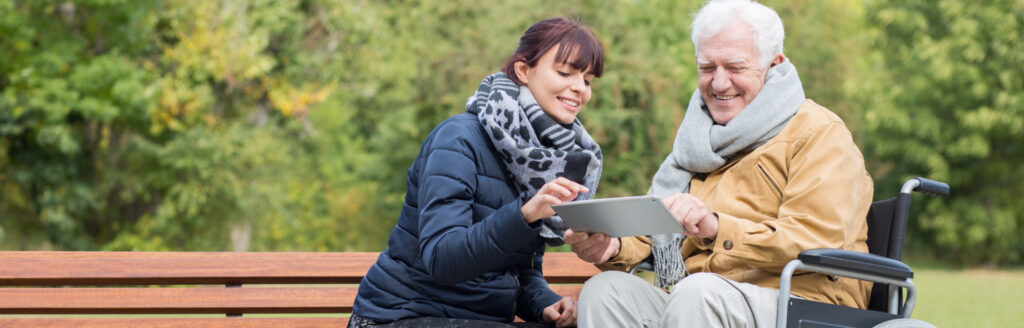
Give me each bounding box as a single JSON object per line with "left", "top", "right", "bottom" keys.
{"left": 584, "top": 79, "right": 592, "bottom": 87}
{"left": 558, "top": 71, "right": 570, "bottom": 77}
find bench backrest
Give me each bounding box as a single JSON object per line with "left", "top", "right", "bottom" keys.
{"left": 0, "top": 251, "right": 599, "bottom": 327}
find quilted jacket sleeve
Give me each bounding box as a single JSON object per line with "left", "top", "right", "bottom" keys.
{"left": 515, "top": 250, "right": 562, "bottom": 322}
{"left": 416, "top": 122, "right": 546, "bottom": 285}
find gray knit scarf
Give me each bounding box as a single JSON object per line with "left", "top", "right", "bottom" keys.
{"left": 648, "top": 60, "right": 805, "bottom": 289}
{"left": 466, "top": 72, "right": 603, "bottom": 246}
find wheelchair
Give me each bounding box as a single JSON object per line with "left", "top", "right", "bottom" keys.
{"left": 629, "top": 177, "right": 949, "bottom": 327}
{"left": 777, "top": 177, "right": 948, "bottom": 327}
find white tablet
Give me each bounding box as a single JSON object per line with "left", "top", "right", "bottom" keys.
{"left": 551, "top": 195, "right": 685, "bottom": 238}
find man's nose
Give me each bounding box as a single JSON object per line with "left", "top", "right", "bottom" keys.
{"left": 712, "top": 68, "right": 731, "bottom": 91}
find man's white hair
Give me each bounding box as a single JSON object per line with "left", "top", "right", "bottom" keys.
{"left": 691, "top": 0, "right": 785, "bottom": 68}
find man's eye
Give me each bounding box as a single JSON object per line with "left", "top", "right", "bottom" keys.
{"left": 699, "top": 66, "right": 714, "bottom": 72}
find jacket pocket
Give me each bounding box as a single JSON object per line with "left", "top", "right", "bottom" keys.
{"left": 755, "top": 161, "right": 784, "bottom": 201}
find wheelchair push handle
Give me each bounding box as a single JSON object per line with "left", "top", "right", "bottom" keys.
{"left": 901, "top": 177, "right": 949, "bottom": 198}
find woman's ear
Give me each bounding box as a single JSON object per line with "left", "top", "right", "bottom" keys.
{"left": 514, "top": 61, "right": 530, "bottom": 85}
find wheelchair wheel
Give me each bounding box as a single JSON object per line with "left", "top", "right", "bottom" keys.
{"left": 872, "top": 318, "right": 937, "bottom": 328}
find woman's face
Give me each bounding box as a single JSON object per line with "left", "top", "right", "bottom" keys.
{"left": 515, "top": 45, "right": 595, "bottom": 125}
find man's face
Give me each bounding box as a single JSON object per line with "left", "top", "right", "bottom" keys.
{"left": 696, "top": 21, "right": 771, "bottom": 125}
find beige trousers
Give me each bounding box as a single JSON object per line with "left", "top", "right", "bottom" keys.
{"left": 577, "top": 271, "right": 780, "bottom": 328}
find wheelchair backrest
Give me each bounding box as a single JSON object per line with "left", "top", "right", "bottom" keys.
{"left": 864, "top": 193, "right": 913, "bottom": 312}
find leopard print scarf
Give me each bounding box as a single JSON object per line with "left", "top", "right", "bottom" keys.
{"left": 466, "top": 72, "right": 602, "bottom": 246}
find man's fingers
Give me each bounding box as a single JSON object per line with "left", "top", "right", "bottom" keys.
{"left": 574, "top": 242, "right": 598, "bottom": 255}
{"left": 564, "top": 229, "right": 587, "bottom": 243}
{"left": 574, "top": 244, "right": 603, "bottom": 262}
{"left": 577, "top": 240, "right": 613, "bottom": 262}
{"left": 576, "top": 235, "right": 606, "bottom": 251}
{"left": 568, "top": 231, "right": 614, "bottom": 263}
{"left": 681, "top": 207, "right": 700, "bottom": 235}
{"left": 669, "top": 201, "right": 687, "bottom": 224}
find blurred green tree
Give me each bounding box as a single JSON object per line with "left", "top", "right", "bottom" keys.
{"left": 2, "top": 0, "right": 1018, "bottom": 267}
{"left": 860, "top": 0, "right": 1024, "bottom": 265}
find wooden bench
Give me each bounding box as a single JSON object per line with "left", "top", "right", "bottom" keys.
{"left": 0, "top": 251, "right": 600, "bottom": 327}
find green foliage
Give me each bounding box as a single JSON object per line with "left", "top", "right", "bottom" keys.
{"left": 1, "top": 0, "right": 1020, "bottom": 267}
{"left": 861, "top": 0, "right": 1024, "bottom": 265}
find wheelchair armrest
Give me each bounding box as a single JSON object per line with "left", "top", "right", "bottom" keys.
{"left": 779, "top": 249, "right": 919, "bottom": 325}
{"left": 798, "top": 248, "right": 913, "bottom": 280}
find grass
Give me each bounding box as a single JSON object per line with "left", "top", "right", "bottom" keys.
{"left": 611, "top": 258, "right": 1024, "bottom": 327}
{"left": 911, "top": 267, "right": 1024, "bottom": 327}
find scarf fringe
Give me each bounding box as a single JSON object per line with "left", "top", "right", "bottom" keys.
{"left": 652, "top": 233, "right": 686, "bottom": 289}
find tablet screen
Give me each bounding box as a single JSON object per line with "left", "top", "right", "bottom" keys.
{"left": 552, "top": 196, "right": 685, "bottom": 238}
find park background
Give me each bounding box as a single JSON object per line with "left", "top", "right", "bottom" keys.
{"left": 1, "top": 0, "right": 1021, "bottom": 325}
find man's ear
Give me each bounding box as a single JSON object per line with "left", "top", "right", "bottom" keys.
{"left": 770, "top": 53, "right": 786, "bottom": 67}
{"left": 514, "top": 61, "right": 530, "bottom": 85}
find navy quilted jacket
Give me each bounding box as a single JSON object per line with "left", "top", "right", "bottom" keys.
{"left": 352, "top": 113, "right": 562, "bottom": 323}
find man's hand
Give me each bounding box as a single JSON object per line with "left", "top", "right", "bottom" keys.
{"left": 542, "top": 296, "right": 577, "bottom": 327}
{"left": 662, "top": 193, "right": 719, "bottom": 240}
{"left": 521, "top": 177, "right": 589, "bottom": 224}
{"left": 564, "top": 229, "right": 620, "bottom": 264}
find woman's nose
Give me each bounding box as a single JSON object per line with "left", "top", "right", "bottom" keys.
{"left": 570, "top": 75, "right": 586, "bottom": 92}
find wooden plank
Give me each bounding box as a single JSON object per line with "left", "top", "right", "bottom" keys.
{"left": 540, "top": 252, "right": 601, "bottom": 283}
{"left": 0, "top": 251, "right": 598, "bottom": 285}
{"left": 0, "top": 252, "right": 379, "bottom": 285}
{"left": 0, "top": 285, "right": 586, "bottom": 315}
{"left": 0, "top": 287, "right": 356, "bottom": 315}
{"left": 548, "top": 284, "right": 584, "bottom": 299}
{"left": 0, "top": 317, "right": 348, "bottom": 328}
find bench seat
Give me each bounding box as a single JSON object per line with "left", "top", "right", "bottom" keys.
{"left": 0, "top": 251, "right": 600, "bottom": 327}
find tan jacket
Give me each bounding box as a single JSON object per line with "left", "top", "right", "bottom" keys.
{"left": 601, "top": 100, "right": 873, "bottom": 309}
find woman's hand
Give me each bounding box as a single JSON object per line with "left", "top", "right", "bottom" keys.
{"left": 542, "top": 296, "right": 577, "bottom": 327}
{"left": 521, "top": 177, "right": 589, "bottom": 224}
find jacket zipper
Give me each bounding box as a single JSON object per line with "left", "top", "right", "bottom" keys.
{"left": 756, "top": 162, "right": 784, "bottom": 199}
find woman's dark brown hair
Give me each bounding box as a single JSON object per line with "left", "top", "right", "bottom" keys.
{"left": 501, "top": 17, "right": 604, "bottom": 85}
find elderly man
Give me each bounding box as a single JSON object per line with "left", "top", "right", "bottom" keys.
{"left": 565, "top": 0, "right": 873, "bottom": 327}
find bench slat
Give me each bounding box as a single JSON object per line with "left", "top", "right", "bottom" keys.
{"left": 0, "top": 251, "right": 598, "bottom": 326}
{"left": 540, "top": 252, "right": 601, "bottom": 283}
{"left": 0, "top": 252, "right": 378, "bottom": 285}
{"left": 0, "top": 318, "right": 348, "bottom": 328}
{"left": 547, "top": 284, "right": 584, "bottom": 299}
{"left": 0, "top": 286, "right": 585, "bottom": 315}
{"left": 0, "top": 287, "right": 356, "bottom": 315}
{"left": 0, "top": 251, "right": 599, "bottom": 285}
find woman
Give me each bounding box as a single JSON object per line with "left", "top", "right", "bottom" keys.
{"left": 350, "top": 17, "right": 604, "bottom": 328}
